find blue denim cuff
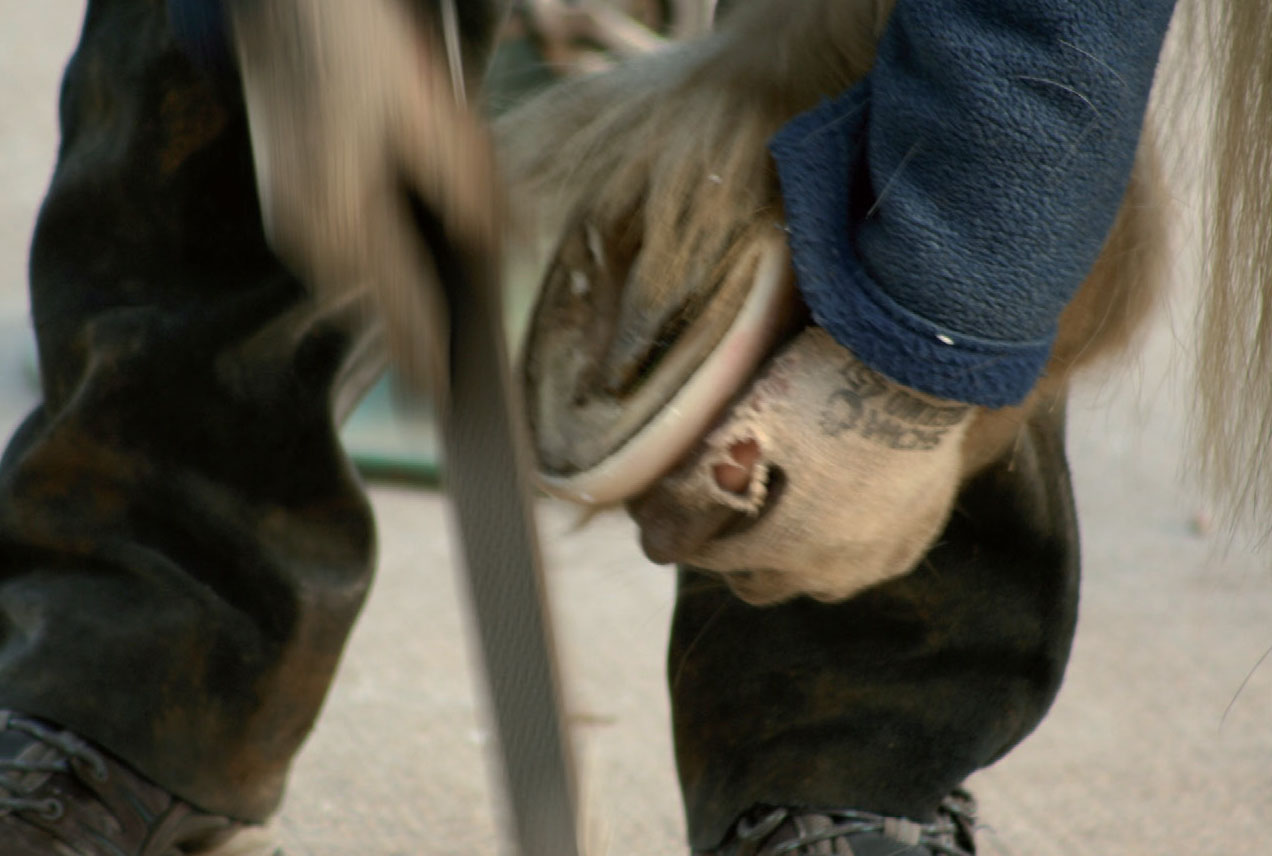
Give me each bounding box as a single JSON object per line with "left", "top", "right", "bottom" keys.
{"left": 771, "top": 87, "right": 1053, "bottom": 408}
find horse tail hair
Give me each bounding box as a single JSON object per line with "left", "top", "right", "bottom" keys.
{"left": 1181, "top": 0, "right": 1272, "bottom": 533}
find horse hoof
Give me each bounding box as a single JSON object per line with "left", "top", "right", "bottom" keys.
{"left": 521, "top": 224, "right": 798, "bottom": 506}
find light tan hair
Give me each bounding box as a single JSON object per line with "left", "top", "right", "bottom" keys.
{"left": 1179, "top": 0, "right": 1272, "bottom": 531}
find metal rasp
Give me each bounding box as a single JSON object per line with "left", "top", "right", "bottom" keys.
{"left": 435, "top": 224, "right": 582, "bottom": 856}
{"left": 427, "top": 5, "right": 581, "bottom": 852}
{"left": 417, "top": 10, "right": 582, "bottom": 836}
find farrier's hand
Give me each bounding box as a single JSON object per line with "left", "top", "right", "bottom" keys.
{"left": 229, "top": 0, "right": 499, "bottom": 398}
{"left": 626, "top": 328, "right": 976, "bottom": 606}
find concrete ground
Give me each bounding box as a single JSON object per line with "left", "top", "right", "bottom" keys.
{"left": 3, "top": 3, "right": 1270, "bottom": 854}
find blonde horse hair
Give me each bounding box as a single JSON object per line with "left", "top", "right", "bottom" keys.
{"left": 1181, "top": 0, "right": 1272, "bottom": 533}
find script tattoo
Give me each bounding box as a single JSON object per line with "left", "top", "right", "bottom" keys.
{"left": 819, "top": 362, "right": 969, "bottom": 451}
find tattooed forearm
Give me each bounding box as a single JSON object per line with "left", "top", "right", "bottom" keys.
{"left": 819, "top": 360, "right": 970, "bottom": 451}
{"left": 881, "top": 387, "right": 970, "bottom": 428}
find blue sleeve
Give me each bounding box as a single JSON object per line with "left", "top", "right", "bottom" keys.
{"left": 770, "top": 0, "right": 1177, "bottom": 407}
{"left": 167, "top": 0, "right": 233, "bottom": 76}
